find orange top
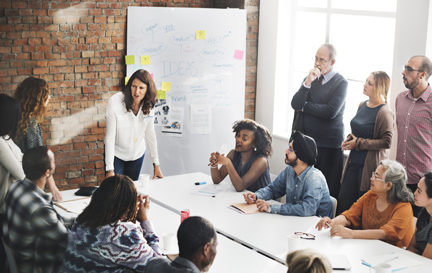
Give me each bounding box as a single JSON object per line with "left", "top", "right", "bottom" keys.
{"left": 341, "top": 190, "right": 414, "bottom": 248}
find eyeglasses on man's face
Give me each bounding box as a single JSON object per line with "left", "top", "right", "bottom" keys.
{"left": 371, "top": 172, "right": 384, "bottom": 181}
{"left": 403, "top": 65, "right": 423, "bottom": 73}
{"left": 314, "top": 56, "right": 331, "bottom": 64}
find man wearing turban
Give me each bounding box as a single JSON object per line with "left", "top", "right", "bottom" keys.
{"left": 243, "top": 131, "right": 333, "bottom": 217}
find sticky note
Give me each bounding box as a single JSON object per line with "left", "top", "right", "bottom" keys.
{"left": 157, "top": 90, "right": 166, "bottom": 100}
{"left": 234, "top": 50, "right": 244, "bottom": 60}
{"left": 125, "top": 55, "right": 135, "bottom": 65}
{"left": 196, "top": 30, "right": 205, "bottom": 40}
{"left": 125, "top": 77, "right": 130, "bottom": 85}
{"left": 161, "top": 82, "right": 171, "bottom": 92}
{"left": 141, "top": 55, "right": 150, "bottom": 65}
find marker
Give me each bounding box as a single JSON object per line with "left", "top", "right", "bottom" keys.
{"left": 195, "top": 182, "right": 206, "bottom": 185}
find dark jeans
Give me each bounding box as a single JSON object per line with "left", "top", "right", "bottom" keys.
{"left": 406, "top": 183, "right": 422, "bottom": 217}
{"left": 315, "top": 147, "right": 344, "bottom": 199}
{"left": 114, "top": 153, "right": 145, "bottom": 181}
{"left": 337, "top": 161, "right": 364, "bottom": 215}
{"left": 0, "top": 215, "right": 5, "bottom": 272}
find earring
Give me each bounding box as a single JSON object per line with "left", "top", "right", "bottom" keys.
{"left": 253, "top": 147, "right": 257, "bottom": 152}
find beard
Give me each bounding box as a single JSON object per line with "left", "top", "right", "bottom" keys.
{"left": 403, "top": 76, "right": 420, "bottom": 90}
{"left": 285, "top": 154, "right": 298, "bottom": 168}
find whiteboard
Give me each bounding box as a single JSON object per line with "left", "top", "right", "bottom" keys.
{"left": 126, "top": 7, "right": 246, "bottom": 176}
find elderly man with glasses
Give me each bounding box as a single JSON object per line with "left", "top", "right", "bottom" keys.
{"left": 291, "top": 44, "right": 348, "bottom": 200}
{"left": 396, "top": 55, "right": 432, "bottom": 217}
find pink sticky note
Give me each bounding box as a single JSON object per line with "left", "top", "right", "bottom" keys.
{"left": 234, "top": 49, "right": 244, "bottom": 60}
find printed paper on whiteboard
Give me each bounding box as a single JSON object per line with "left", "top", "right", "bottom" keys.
{"left": 191, "top": 104, "right": 211, "bottom": 134}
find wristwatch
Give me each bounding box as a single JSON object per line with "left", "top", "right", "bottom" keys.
{"left": 153, "top": 163, "right": 160, "bottom": 166}
{"left": 267, "top": 206, "right": 272, "bottom": 213}
{"left": 106, "top": 169, "right": 114, "bottom": 173}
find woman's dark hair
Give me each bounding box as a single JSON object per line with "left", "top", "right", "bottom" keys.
{"left": 423, "top": 172, "right": 432, "bottom": 198}
{"left": 232, "top": 119, "right": 272, "bottom": 158}
{"left": 13, "top": 76, "right": 50, "bottom": 143}
{"left": 76, "top": 175, "right": 138, "bottom": 229}
{"left": 0, "top": 94, "right": 20, "bottom": 140}
{"left": 123, "top": 69, "right": 157, "bottom": 115}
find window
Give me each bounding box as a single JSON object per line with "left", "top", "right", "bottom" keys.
{"left": 275, "top": 0, "right": 396, "bottom": 137}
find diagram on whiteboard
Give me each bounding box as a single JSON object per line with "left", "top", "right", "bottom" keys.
{"left": 127, "top": 7, "right": 246, "bottom": 175}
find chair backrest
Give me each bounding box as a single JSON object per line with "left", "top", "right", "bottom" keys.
{"left": 330, "top": 196, "right": 337, "bottom": 219}
{"left": 2, "top": 237, "right": 19, "bottom": 273}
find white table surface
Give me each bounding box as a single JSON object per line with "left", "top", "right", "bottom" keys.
{"left": 55, "top": 188, "right": 288, "bottom": 273}
{"left": 132, "top": 172, "right": 432, "bottom": 273}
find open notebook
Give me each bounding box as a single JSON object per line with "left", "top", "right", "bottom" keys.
{"left": 229, "top": 203, "right": 260, "bottom": 215}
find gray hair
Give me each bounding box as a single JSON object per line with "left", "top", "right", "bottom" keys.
{"left": 380, "top": 159, "right": 414, "bottom": 204}
{"left": 320, "top": 44, "right": 337, "bottom": 60}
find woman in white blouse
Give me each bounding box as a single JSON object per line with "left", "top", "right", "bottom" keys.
{"left": 105, "top": 69, "right": 163, "bottom": 180}
{"left": 0, "top": 94, "right": 25, "bottom": 271}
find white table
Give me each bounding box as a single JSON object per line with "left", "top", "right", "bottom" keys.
{"left": 135, "top": 172, "right": 432, "bottom": 272}
{"left": 55, "top": 189, "right": 288, "bottom": 273}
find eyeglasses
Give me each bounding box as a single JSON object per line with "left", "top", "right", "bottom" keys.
{"left": 314, "top": 56, "right": 331, "bottom": 64}
{"left": 294, "top": 232, "right": 316, "bottom": 240}
{"left": 288, "top": 148, "right": 296, "bottom": 153}
{"left": 371, "top": 172, "right": 384, "bottom": 181}
{"left": 403, "top": 65, "right": 423, "bottom": 73}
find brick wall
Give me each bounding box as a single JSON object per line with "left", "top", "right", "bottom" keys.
{"left": 0, "top": 0, "right": 259, "bottom": 189}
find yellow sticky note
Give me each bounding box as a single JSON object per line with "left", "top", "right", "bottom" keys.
{"left": 161, "top": 82, "right": 171, "bottom": 92}
{"left": 141, "top": 55, "right": 150, "bottom": 65}
{"left": 196, "top": 30, "right": 205, "bottom": 40}
{"left": 157, "top": 90, "right": 166, "bottom": 100}
{"left": 125, "top": 55, "right": 135, "bottom": 65}
{"left": 125, "top": 77, "right": 130, "bottom": 85}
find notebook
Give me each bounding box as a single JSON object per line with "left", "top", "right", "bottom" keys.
{"left": 229, "top": 203, "right": 261, "bottom": 215}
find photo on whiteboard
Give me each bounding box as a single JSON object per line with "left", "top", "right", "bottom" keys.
{"left": 161, "top": 107, "right": 184, "bottom": 138}
{"left": 154, "top": 99, "right": 171, "bottom": 127}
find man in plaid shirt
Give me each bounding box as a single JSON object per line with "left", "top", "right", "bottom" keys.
{"left": 3, "top": 146, "right": 74, "bottom": 273}
{"left": 396, "top": 55, "right": 432, "bottom": 217}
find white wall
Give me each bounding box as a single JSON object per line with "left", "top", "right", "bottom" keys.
{"left": 256, "top": 0, "right": 432, "bottom": 176}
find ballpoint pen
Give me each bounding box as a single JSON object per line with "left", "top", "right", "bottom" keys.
{"left": 247, "top": 195, "right": 257, "bottom": 203}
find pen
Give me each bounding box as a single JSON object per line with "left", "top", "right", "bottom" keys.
{"left": 319, "top": 216, "right": 332, "bottom": 228}
{"left": 195, "top": 182, "right": 206, "bottom": 185}
{"left": 247, "top": 195, "right": 256, "bottom": 203}
{"left": 384, "top": 256, "right": 398, "bottom": 263}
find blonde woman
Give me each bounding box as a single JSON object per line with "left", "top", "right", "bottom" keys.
{"left": 337, "top": 71, "right": 394, "bottom": 214}
{"left": 286, "top": 249, "right": 331, "bottom": 273}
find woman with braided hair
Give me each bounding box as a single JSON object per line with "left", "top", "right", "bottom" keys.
{"left": 209, "top": 119, "right": 273, "bottom": 192}
{"left": 60, "top": 174, "right": 162, "bottom": 272}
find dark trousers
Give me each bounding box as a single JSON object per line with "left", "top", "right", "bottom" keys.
{"left": 337, "top": 162, "right": 364, "bottom": 215}
{"left": 315, "top": 147, "right": 344, "bottom": 199}
{"left": 406, "top": 183, "right": 422, "bottom": 217}
{"left": 0, "top": 215, "right": 5, "bottom": 272}
{"left": 114, "top": 153, "right": 145, "bottom": 181}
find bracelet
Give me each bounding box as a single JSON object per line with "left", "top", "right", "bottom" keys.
{"left": 106, "top": 169, "right": 114, "bottom": 173}
{"left": 153, "top": 163, "right": 160, "bottom": 166}
{"left": 210, "top": 166, "right": 217, "bottom": 169}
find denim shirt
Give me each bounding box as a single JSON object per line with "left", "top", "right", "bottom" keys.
{"left": 255, "top": 165, "right": 332, "bottom": 217}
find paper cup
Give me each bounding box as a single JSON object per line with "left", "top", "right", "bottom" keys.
{"left": 375, "top": 263, "right": 391, "bottom": 273}
{"left": 287, "top": 234, "right": 300, "bottom": 253}
{"left": 139, "top": 174, "right": 150, "bottom": 188}
{"left": 162, "top": 232, "right": 176, "bottom": 252}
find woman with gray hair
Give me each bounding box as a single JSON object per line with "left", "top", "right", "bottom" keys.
{"left": 316, "top": 159, "right": 414, "bottom": 248}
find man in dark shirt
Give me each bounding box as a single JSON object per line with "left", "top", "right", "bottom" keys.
{"left": 145, "top": 216, "right": 218, "bottom": 273}
{"left": 291, "top": 44, "right": 348, "bottom": 198}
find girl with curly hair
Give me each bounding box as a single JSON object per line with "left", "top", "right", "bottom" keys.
{"left": 13, "top": 76, "right": 61, "bottom": 201}
{"left": 209, "top": 119, "right": 272, "bottom": 192}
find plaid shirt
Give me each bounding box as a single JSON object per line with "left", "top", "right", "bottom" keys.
{"left": 2, "top": 178, "right": 74, "bottom": 273}
{"left": 396, "top": 84, "right": 432, "bottom": 185}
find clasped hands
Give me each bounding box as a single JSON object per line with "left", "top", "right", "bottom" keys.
{"left": 243, "top": 193, "right": 270, "bottom": 212}
{"left": 136, "top": 194, "right": 150, "bottom": 222}
{"left": 341, "top": 133, "right": 357, "bottom": 151}
{"left": 315, "top": 216, "right": 353, "bottom": 239}
{"left": 208, "top": 151, "right": 230, "bottom": 168}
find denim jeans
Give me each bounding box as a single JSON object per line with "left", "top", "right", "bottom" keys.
{"left": 114, "top": 153, "right": 145, "bottom": 181}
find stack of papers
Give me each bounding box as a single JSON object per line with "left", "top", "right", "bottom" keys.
{"left": 362, "top": 253, "right": 422, "bottom": 271}
{"left": 191, "top": 183, "right": 230, "bottom": 198}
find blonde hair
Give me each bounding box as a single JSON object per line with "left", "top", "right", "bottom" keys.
{"left": 13, "top": 76, "right": 50, "bottom": 143}
{"left": 371, "top": 71, "right": 390, "bottom": 104}
{"left": 286, "top": 249, "right": 332, "bottom": 273}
